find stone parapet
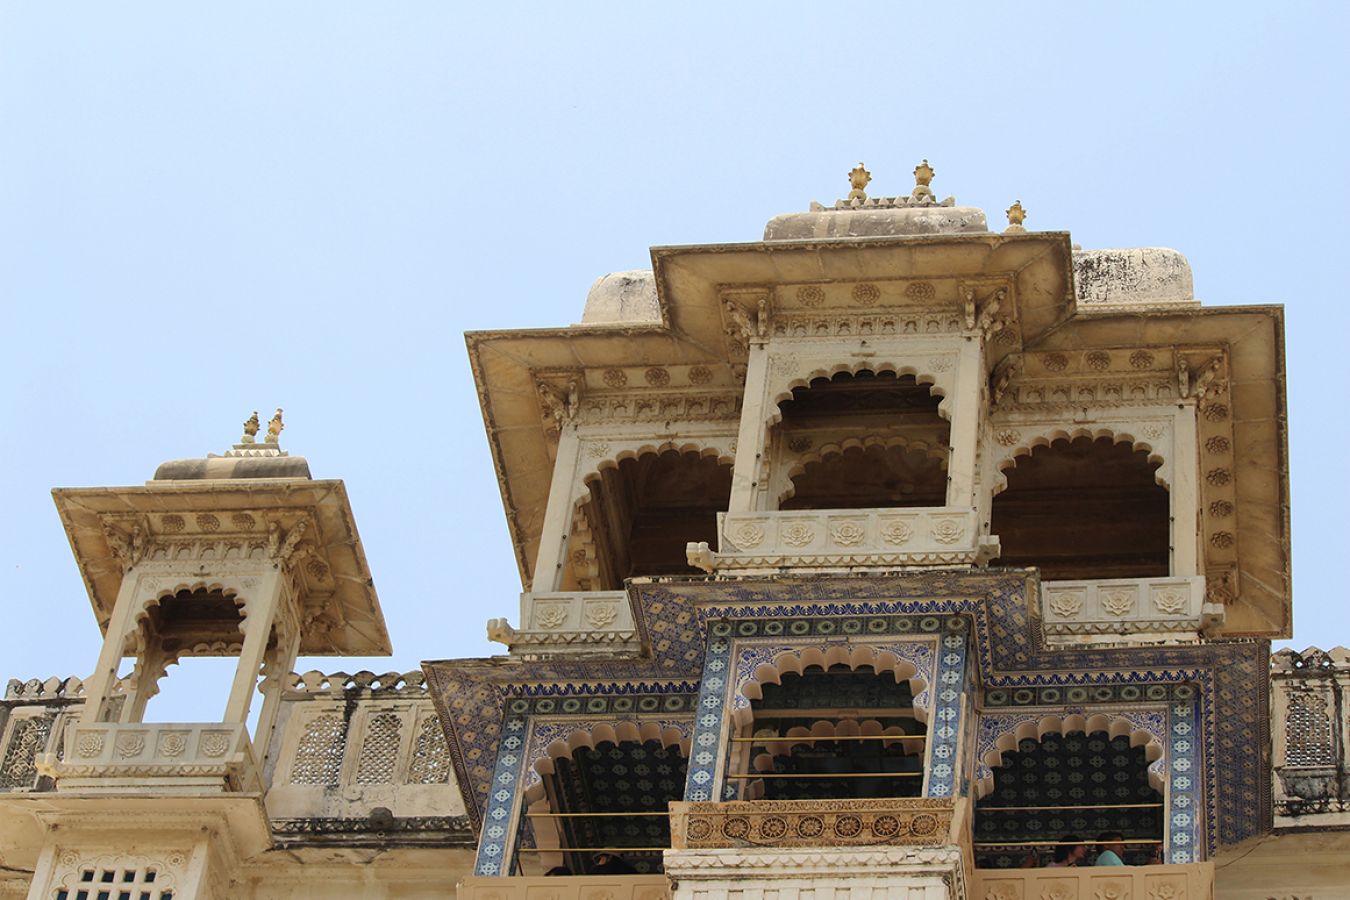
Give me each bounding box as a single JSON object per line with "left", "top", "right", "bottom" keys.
{"left": 488, "top": 590, "right": 641, "bottom": 657}
{"left": 459, "top": 874, "right": 669, "bottom": 900}
{"left": 974, "top": 861, "right": 1214, "bottom": 900}
{"left": 1040, "top": 575, "right": 1221, "bottom": 641}
{"left": 690, "top": 508, "right": 997, "bottom": 573}
{"left": 664, "top": 845, "right": 966, "bottom": 900}
{"left": 43, "top": 721, "right": 262, "bottom": 794}
{"left": 1270, "top": 646, "right": 1350, "bottom": 826}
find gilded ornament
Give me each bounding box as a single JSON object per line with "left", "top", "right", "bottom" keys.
{"left": 1004, "top": 200, "right": 1027, "bottom": 233}
{"left": 911, "top": 159, "right": 935, "bottom": 202}
{"left": 241, "top": 410, "right": 260, "bottom": 444}
{"left": 266, "top": 407, "right": 284, "bottom": 444}
{"left": 847, "top": 162, "right": 871, "bottom": 202}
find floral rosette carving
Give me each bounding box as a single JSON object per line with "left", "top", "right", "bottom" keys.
{"left": 585, "top": 604, "right": 618, "bottom": 628}
{"left": 76, "top": 732, "right": 105, "bottom": 758}
{"left": 930, "top": 519, "right": 964, "bottom": 545}
{"left": 831, "top": 522, "right": 866, "bottom": 546}
{"left": 781, "top": 523, "right": 816, "bottom": 547}
{"left": 880, "top": 521, "right": 913, "bottom": 545}
{"left": 158, "top": 732, "right": 188, "bottom": 757}
{"left": 732, "top": 522, "right": 766, "bottom": 549}
{"left": 115, "top": 733, "right": 146, "bottom": 759}
{"left": 535, "top": 604, "right": 569, "bottom": 629}
{"left": 199, "top": 733, "right": 232, "bottom": 758}
{"left": 1048, "top": 592, "right": 1084, "bottom": 618}
{"left": 1152, "top": 590, "right": 1188, "bottom": 615}
{"left": 1100, "top": 590, "right": 1135, "bottom": 617}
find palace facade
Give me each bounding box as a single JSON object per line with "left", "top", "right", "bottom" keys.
{"left": 0, "top": 163, "right": 1344, "bottom": 898}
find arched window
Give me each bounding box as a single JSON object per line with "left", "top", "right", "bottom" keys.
{"left": 776, "top": 371, "right": 949, "bottom": 511}
{"left": 528, "top": 727, "right": 689, "bottom": 875}
{"left": 991, "top": 436, "right": 1168, "bottom": 580}
{"left": 975, "top": 729, "right": 1163, "bottom": 868}
{"left": 738, "top": 663, "right": 927, "bottom": 800}
{"left": 573, "top": 450, "right": 732, "bottom": 590}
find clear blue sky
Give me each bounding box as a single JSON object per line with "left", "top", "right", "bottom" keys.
{"left": 2, "top": 4, "right": 1346, "bottom": 721}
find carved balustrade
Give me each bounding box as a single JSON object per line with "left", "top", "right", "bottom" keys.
{"left": 973, "top": 861, "right": 1215, "bottom": 900}
{"left": 691, "top": 508, "right": 997, "bottom": 573}
{"left": 458, "top": 875, "right": 669, "bottom": 900}
{"left": 45, "top": 721, "right": 262, "bottom": 793}
{"left": 0, "top": 677, "right": 127, "bottom": 793}
{"left": 1040, "top": 576, "right": 1219, "bottom": 640}
{"left": 669, "top": 798, "right": 958, "bottom": 850}
{"left": 489, "top": 590, "right": 640, "bottom": 656}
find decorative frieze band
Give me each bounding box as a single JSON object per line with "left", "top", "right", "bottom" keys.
{"left": 669, "top": 798, "right": 955, "bottom": 850}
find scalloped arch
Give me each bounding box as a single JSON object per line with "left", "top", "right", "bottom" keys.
{"left": 766, "top": 363, "right": 953, "bottom": 428}
{"left": 975, "top": 713, "right": 1166, "bottom": 799}
{"left": 993, "top": 427, "right": 1170, "bottom": 495}
{"left": 575, "top": 441, "right": 735, "bottom": 505}
{"left": 736, "top": 645, "right": 928, "bottom": 726}
{"left": 780, "top": 436, "right": 949, "bottom": 507}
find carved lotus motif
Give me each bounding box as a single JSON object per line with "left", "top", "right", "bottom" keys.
{"left": 1100, "top": 591, "right": 1135, "bottom": 617}
{"left": 995, "top": 430, "right": 1021, "bottom": 447}
{"left": 158, "top": 732, "right": 188, "bottom": 757}
{"left": 796, "top": 285, "right": 825, "bottom": 307}
{"left": 76, "top": 732, "right": 104, "bottom": 758}
{"left": 1048, "top": 592, "right": 1084, "bottom": 618}
{"left": 1152, "top": 590, "right": 1188, "bottom": 615}
{"left": 1093, "top": 884, "right": 1129, "bottom": 900}
{"left": 115, "top": 733, "right": 146, "bottom": 758}
{"left": 200, "top": 733, "right": 231, "bottom": 758}
{"left": 1041, "top": 887, "right": 1074, "bottom": 900}
{"left": 586, "top": 442, "right": 610, "bottom": 459}
{"left": 585, "top": 604, "right": 618, "bottom": 628}
{"left": 983, "top": 885, "right": 1021, "bottom": 900}
{"left": 688, "top": 365, "right": 713, "bottom": 385}
{"left": 535, "top": 605, "right": 569, "bottom": 629}
{"left": 831, "top": 522, "right": 866, "bottom": 546}
{"left": 931, "top": 519, "right": 964, "bottom": 545}
{"left": 732, "top": 523, "right": 765, "bottom": 549}
{"left": 781, "top": 523, "right": 816, "bottom": 547}
{"left": 880, "top": 521, "right": 913, "bottom": 545}
{"left": 1147, "top": 884, "right": 1184, "bottom": 900}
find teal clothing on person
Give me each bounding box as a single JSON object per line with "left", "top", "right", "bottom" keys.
{"left": 1094, "top": 850, "right": 1125, "bottom": 866}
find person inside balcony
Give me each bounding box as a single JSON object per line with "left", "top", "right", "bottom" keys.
{"left": 591, "top": 853, "right": 636, "bottom": 875}
{"left": 1094, "top": 832, "right": 1127, "bottom": 866}
{"left": 1046, "top": 835, "right": 1087, "bottom": 867}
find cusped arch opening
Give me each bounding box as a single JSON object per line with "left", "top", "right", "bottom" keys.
{"left": 990, "top": 435, "right": 1169, "bottom": 581}
{"left": 522, "top": 721, "right": 689, "bottom": 875}
{"left": 566, "top": 448, "right": 732, "bottom": 591}
{"left": 772, "top": 370, "right": 951, "bottom": 511}
{"left": 974, "top": 719, "right": 1165, "bottom": 869}
{"left": 732, "top": 647, "right": 929, "bottom": 801}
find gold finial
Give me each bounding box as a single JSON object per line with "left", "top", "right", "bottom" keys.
{"left": 911, "top": 159, "right": 935, "bottom": 202}
{"left": 241, "top": 411, "right": 260, "bottom": 444}
{"left": 266, "top": 408, "right": 284, "bottom": 445}
{"left": 1005, "top": 200, "right": 1027, "bottom": 234}
{"left": 847, "top": 162, "right": 872, "bottom": 202}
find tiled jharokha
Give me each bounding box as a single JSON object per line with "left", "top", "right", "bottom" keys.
{"left": 0, "top": 160, "right": 1331, "bottom": 898}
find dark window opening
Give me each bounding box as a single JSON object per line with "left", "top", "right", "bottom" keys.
{"left": 974, "top": 729, "right": 1164, "bottom": 868}
{"left": 572, "top": 450, "right": 731, "bottom": 590}
{"left": 990, "top": 437, "right": 1169, "bottom": 580}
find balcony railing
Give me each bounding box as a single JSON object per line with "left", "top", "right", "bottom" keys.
{"left": 40, "top": 722, "right": 262, "bottom": 794}
{"left": 689, "top": 508, "right": 998, "bottom": 573}
{"left": 973, "top": 861, "right": 1214, "bottom": 899}
{"left": 1040, "top": 576, "right": 1219, "bottom": 639}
